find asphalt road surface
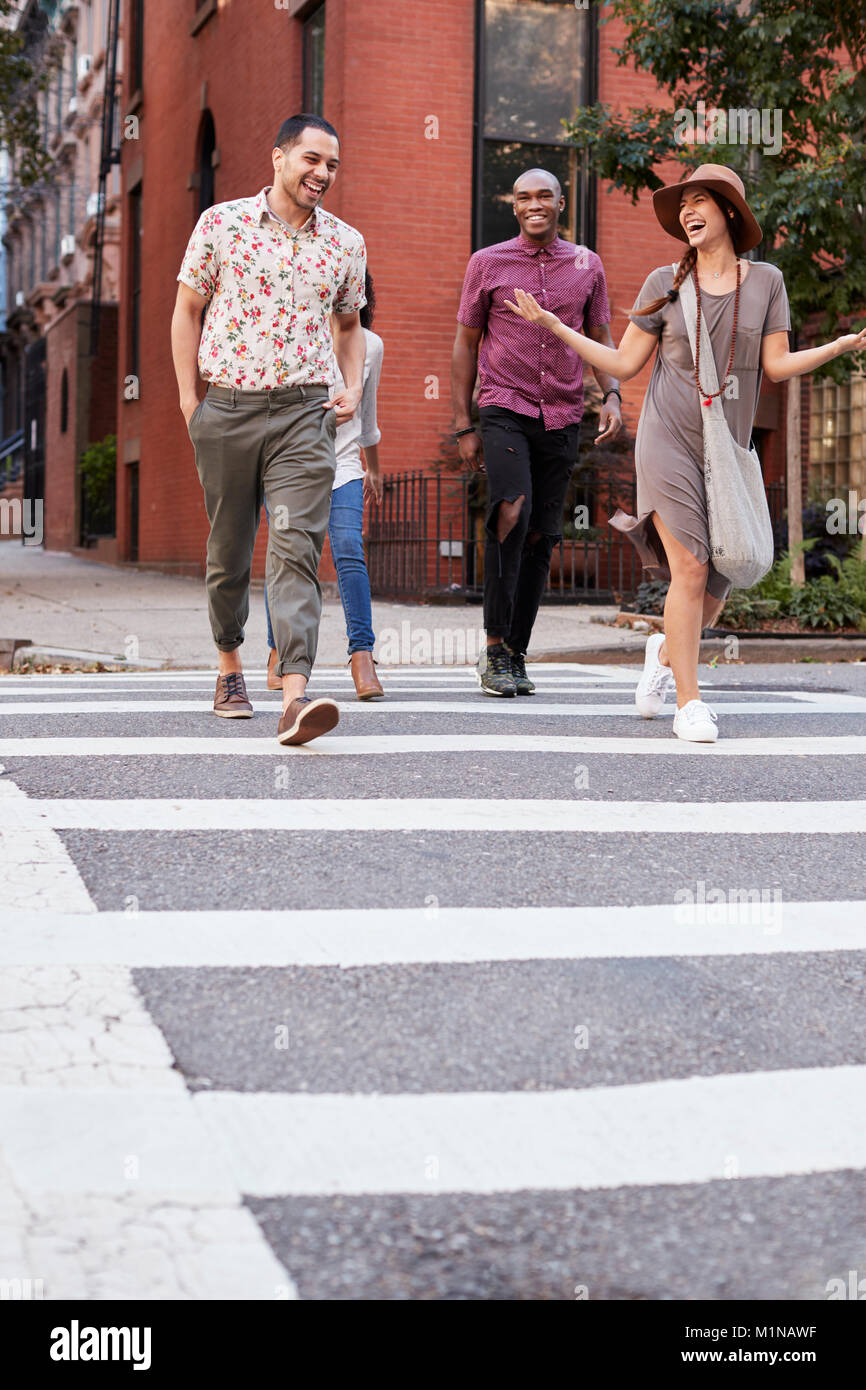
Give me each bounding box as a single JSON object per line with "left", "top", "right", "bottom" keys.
{"left": 2, "top": 660, "right": 865, "bottom": 1301}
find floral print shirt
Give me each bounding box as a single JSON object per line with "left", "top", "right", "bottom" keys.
{"left": 177, "top": 187, "right": 367, "bottom": 390}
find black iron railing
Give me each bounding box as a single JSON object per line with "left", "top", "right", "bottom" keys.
{"left": 364, "top": 469, "right": 790, "bottom": 602}
{"left": 765, "top": 479, "right": 787, "bottom": 551}
{"left": 365, "top": 468, "right": 642, "bottom": 602}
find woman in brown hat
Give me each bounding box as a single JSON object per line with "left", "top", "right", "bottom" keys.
{"left": 506, "top": 163, "right": 866, "bottom": 742}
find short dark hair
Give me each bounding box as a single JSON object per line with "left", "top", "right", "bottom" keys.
{"left": 274, "top": 114, "right": 340, "bottom": 151}
{"left": 360, "top": 271, "right": 375, "bottom": 330}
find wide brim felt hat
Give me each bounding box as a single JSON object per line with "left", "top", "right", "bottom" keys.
{"left": 652, "top": 164, "right": 762, "bottom": 254}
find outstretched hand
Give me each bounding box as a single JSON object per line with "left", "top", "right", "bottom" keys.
{"left": 837, "top": 327, "right": 866, "bottom": 357}
{"left": 504, "top": 287, "right": 555, "bottom": 329}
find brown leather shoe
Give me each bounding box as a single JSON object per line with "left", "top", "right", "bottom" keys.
{"left": 277, "top": 696, "right": 339, "bottom": 746}
{"left": 350, "top": 650, "right": 384, "bottom": 700}
{"left": 266, "top": 647, "right": 282, "bottom": 691}
{"left": 213, "top": 671, "right": 253, "bottom": 718}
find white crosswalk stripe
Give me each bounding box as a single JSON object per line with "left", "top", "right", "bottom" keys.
{"left": 2, "top": 902, "right": 864, "bottom": 967}
{"left": 1, "top": 796, "right": 864, "bottom": 833}
{"left": 2, "top": 734, "right": 864, "bottom": 757}
{"left": 1, "top": 697, "right": 863, "bottom": 715}
{"left": 1, "top": 662, "right": 865, "bottom": 1299}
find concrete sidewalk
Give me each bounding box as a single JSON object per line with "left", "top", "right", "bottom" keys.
{"left": 0, "top": 543, "right": 643, "bottom": 669}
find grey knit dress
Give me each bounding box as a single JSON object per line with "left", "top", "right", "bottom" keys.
{"left": 610, "top": 261, "right": 791, "bottom": 599}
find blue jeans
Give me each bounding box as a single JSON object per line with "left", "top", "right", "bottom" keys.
{"left": 265, "top": 478, "right": 375, "bottom": 657}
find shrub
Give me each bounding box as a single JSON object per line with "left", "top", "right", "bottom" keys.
{"left": 788, "top": 574, "right": 863, "bottom": 629}
{"left": 723, "top": 547, "right": 866, "bottom": 631}
{"left": 626, "top": 540, "right": 866, "bottom": 631}
{"left": 632, "top": 579, "right": 669, "bottom": 614}
{"left": 79, "top": 434, "right": 117, "bottom": 537}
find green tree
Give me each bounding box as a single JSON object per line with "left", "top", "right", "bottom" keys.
{"left": 0, "top": 0, "right": 58, "bottom": 189}
{"left": 564, "top": 0, "right": 866, "bottom": 577}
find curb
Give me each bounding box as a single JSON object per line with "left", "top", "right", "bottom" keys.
{"left": 10, "top": 645, "right": 170, "bottom": 671}
{"left": 0, "top": 637, "right": 33, "bottom": 673}
{"left": 529, "top": 639, "right": 866, "bottom": 666}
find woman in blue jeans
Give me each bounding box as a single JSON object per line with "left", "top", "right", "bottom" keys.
{"left": 265, "top": 271, "right": 384, "bottom": 698}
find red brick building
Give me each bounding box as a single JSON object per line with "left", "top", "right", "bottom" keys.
{"left": 1, "top": 0, "right": 122, "bottom": 556}
{"left": 94, "top": 4, "right": 799, "bottom": 580}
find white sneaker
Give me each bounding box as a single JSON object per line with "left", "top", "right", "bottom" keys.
{"left": 673, "top": 699, "right": 719, "bottom": 743}
{"left": 634, "top": 632, "right": 674, "bottom": 718}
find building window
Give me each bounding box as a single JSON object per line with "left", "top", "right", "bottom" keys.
{"left": 60, "top": 368, "right": 69, "bottom": 434}
{"left": 70, "top": 34, "right": 77, "bottom": 113}
{"left": 55, "top": 63, "right": 64, "bottom": 133}
{"left": 54, "top": 185, "right": 61, "bottom": 267}
{"left": 302, "top": 4, "right": 326, "bottom": 115}
{"left": 475, "top": 0, "right": 593, "bottom": 249}
{"left": 809, "top": 374, "right": 866, "bottom": 498}
{"left": 129, "top": 185, "right": 143, "bottom": 378}
{"left": 198, "top": 109, "right": 216, "bottom": 215}
{"left": 132, "top": 0, "right": 144, "bottom": 93}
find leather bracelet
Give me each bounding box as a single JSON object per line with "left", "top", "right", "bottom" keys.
{"left": 455, "top": 426, "right": 477, "bottom": 438}
{"left": 602, "top": 389, "right": 622, "bottom": 405}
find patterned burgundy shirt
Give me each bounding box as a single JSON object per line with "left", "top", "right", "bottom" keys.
{"left": 457, "top": 234, "right": 611, "bottom": 429}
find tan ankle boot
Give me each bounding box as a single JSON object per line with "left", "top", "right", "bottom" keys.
{"left": 350, "top": 651, "right": 384, "bottom": 700}
{"left": 267, "top": 648, "right": 282, "bottom": 691}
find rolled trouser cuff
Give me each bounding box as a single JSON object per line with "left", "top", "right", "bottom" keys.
{"left": 275, "top": 662, "right": 311, "bottom": 679}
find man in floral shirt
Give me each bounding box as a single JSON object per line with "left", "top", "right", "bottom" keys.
{"left": 171, "top": 114, "right": 367, "bottom": 745}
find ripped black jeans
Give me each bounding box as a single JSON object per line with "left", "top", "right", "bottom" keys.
{"left": 479, "top": 405, "right": 579, "bottom": 655}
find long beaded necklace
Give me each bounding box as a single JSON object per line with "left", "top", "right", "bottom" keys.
{"left": 692, "top": 260, "right": 741, "bottom": 407}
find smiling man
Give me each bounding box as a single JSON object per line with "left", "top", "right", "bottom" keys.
{"left": 171, "top": 114, "right": 367, "bottom": 745}
{"left": 452, "top": 169, "right": 622, "bottom": 696}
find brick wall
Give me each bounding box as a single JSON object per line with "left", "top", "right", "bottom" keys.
{"left": 116, "top": 0, "right": 789, "bottom": 577}
{"left": 118, "top": 0, "right": 475, "bottom": 578}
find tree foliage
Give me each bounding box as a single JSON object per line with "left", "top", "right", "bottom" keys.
{"left": 564, "top": 0, "right": 866, "bottom": 372}
{"left": 0, "top": 0, "right": 59, "bottom": 190}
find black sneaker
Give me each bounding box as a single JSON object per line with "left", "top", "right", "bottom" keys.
{"left": 476, "top": 642, "right": 516, "bottom": 696}
{"left": 507, "top": 648, "right": 536, "bottom": 696}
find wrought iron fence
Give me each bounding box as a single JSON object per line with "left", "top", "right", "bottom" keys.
{"left": 365, "top": 466, "right": 643, "bottom": 602}
{"left": 364, "top": 468, "right": 790, "bottom": 602}
{"left": 765, "top": 479, "right": 788, "bottom": 551}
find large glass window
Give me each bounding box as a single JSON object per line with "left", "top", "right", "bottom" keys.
{"left": 303, "top": 4, "right": 326, "bottom": 115}
{"left": 476, "top": 0, "right": 593, "bottom": 248}
{"left": 810, "top": 375, "right": 866, "bottom": 498}
{"left": 132, "top": 0, "right": 144, "bottom": 93}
